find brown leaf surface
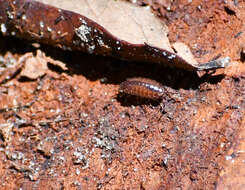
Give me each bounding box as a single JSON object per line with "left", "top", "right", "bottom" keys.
{"left": 38, "top": 0, "right": 173, "bottom": 52}
{"left": 20, "top": 52, "right": 48, "bottom": 79}
{"left": 0, "top": 0, "right": 227, "bottom": 71}
{"left": 20, "top": 50, "right": 67, "bottom": 79}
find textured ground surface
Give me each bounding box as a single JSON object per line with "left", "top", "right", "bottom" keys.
{"left": 0, "top": 0, "right": 245, "bottom": 189}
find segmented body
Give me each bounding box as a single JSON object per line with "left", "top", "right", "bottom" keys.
{"left": 119, "top": 77, "right": 165, "bottom": 99}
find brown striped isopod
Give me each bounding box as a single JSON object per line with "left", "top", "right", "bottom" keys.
{"left": 119, "top": 77, "right": 166, "bottom": 100}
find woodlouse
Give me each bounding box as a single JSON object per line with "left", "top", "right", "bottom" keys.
{"left": 119, "top": 77, "right": 165, "bottom": 100}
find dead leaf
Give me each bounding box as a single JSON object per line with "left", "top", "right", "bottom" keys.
{"left": 172, "top": 42, "right": 199, "bottom": 67}
{"left": 20, "top": 53, "right": 48, "bottom": 79}
{"left": 20, "top": 50, "right": 67, "bottom": 79}
{"left": 0, "top": 0, "right": 228, "bottom": 71}
{"left": 38, "top": 0, "right": 173, "bottom": 52}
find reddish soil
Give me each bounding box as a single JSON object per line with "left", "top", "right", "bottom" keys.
{"left": 0, "top": 0, "right": 245, "bottom": 189}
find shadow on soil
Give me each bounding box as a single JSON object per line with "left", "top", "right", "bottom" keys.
{"left": 0, "top": 35, "right": 225, "bottom": 92}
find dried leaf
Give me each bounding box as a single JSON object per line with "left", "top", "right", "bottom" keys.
{"left": 172, "top": 42, "right": 199, "bottom": 67}
{"left": 39, "top": 0, "right": 173, "bottom": 52}
{"left": 0, "top": 0, "right": 228, "bottom": 71}
{"left": 20, "top": 50, "right": 67, "bottom": 79}
{"left": 20, "top": 52, "right": 48, "bottom": 79}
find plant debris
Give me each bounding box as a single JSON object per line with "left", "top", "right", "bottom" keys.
{"left": 0, "top": 0, "right": 229, "bottom": 71}
{"left": 0, "top": 0, "right": 245, "bottom": 189}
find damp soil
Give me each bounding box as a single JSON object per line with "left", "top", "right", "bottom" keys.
{"left": 0, "top": 0, "right": 245, "bottom": 189}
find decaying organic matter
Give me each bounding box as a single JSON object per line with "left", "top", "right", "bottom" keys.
{"left": 0, "top": 0, "right": 245, "bottom": 190}
{"left": 0, "top": 0, "right": 229, "bottom": 71}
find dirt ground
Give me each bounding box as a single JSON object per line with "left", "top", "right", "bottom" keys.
{"left": 0, "top": 0, "right": 245, "bottom": 189}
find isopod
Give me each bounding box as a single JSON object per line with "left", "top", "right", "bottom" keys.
{"left": 119, "top": 77, "right": 165, "bottom": 100}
